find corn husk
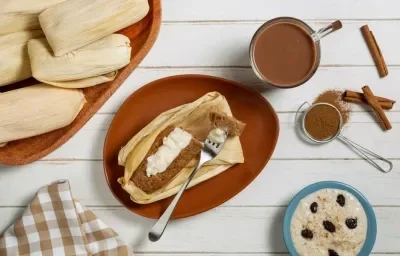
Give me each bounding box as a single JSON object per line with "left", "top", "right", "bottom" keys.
{"left": 0, "top": 0, "right": 67, "bottom": 36}
{"left": 117, "top": 92, "right": 244, "bottom": 204}
{"left": 39, "top": 0, "right": 149, "bottom": 56}
{"left": 28, "top": 34, "right": 131, "bottom": 88}
{"left": 0, "top": 30, "right": 44, "bottom": 87}
{"left": 0, "top": 84, "right": 86, "bottom": 144}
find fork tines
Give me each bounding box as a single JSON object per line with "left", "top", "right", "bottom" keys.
{"left": 205, "top": 138, "right": 221, "bottom": 148}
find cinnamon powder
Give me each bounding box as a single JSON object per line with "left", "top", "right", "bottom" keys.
{"left": 305, "top": 105, "right": 341, "bottom": 140}
{"left": 313, "top": 90, "right": 351, "bottom": 124}
{"left": 304, "top": 90, "right": 352, "bottom": 141}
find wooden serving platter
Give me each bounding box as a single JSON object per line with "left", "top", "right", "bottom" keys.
{"left": 0, "top": 0, "right": 161, "bottom": 165}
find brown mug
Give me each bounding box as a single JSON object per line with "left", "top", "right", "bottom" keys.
{"left": 249, "top": 17, "right": 342, "bottom": 89}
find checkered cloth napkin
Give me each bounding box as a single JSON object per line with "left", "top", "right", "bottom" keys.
{"left": 0, "top": 180, "right": 132, "bottom": 256}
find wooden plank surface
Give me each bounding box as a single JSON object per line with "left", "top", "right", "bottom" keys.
{"left": 0, "top": 160, "right": 399, "bottom": 207}
{"left": 1, "top": 0, "right": 400, "bottom": 254}
{"left": 137, "top": 254, "right": 397, "bottom": 256}
{"left": 139, "top": 22, "right": 398, "bottom": 67}
{"left": 99, "top": 67, "right": 400, "bottom": 114}
{"left": 163, "top": 0, "right": 400, "bottom": 21}
{"left": 1, "top": 207, "right": 399, "bottom": 253}
{"left": 34, "top": 112, "right": 399, "bottom": 160}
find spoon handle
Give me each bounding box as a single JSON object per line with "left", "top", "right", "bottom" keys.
{"left": 312, "top": 20, "right": 342, "bottom": 42}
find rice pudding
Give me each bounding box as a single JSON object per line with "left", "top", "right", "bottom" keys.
{"left": 291, "top": 189, "right": 367, "bottom": 256}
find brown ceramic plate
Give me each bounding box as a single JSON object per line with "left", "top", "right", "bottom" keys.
{"left": 0, "top": 0, "right": 161, "bottom": 165}
{"left": 104, "top": 74, "right": 280, "bottom": 219}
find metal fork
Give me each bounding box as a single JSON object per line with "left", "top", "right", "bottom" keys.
{"left": 148, "top": 136, "right": 227, "bottom": 242}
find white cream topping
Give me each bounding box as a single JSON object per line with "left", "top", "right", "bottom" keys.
{"left": 207, "top": 128, "right": 227, "bottom": 143}
{"left": 146, "top": 128, "right": 192, "bottom": 177}
{"left": 291, "top": 189, "right": 367, "bottom": 256}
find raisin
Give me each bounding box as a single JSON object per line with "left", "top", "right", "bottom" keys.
{"left": 346, "top": 218, "right": 358, "bottom": 229}
{"left": 323, "top": 220, "right": 336, "bottom": 232}
{"left": 310, "top": 202, "right": 318, "bottom": 213}
{"left": 336, "top": 194, "right": 345, "bottom": 207}
{"left": 328, "top": 249, "right": 339, "bottom": 256}
{"left": 301, "top": 229, "right": 313, "bottom": 240}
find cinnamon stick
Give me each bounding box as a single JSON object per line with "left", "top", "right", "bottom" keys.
{"left": 362, "top": 86, "right": 392, "bottom": 130}
{"left": 343, "top": 90, "right": 395, "bottom": 110}
{"left": 344, "top": 90, "right": 395, "bottom": 103}
{"left": 343, "top": 97, "right": 393, "bottom": 110}
{"left": 360, "top": 25, "right": 388, "bottom": 78}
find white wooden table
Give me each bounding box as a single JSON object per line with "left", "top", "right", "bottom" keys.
{"left": 1, "top": 1, "right": 400, "bottom": 255}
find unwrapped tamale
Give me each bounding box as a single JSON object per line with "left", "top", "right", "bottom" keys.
{"left": 39, "top": 0, "right": 149, "bottom": 56}
{"left": 28, "top": 34, "right": 131, "bottom": 88}
{"left": 0, "top": 30, "right": 44, "bottom": 87}
{"left": 117, "top": 92, "right": 245, "bottom": 204}
{"left": 0, "top": 84, "right": 86, "bottom": 145}
{"left": 0, "top": 0, "right": 67, "bottom": 36}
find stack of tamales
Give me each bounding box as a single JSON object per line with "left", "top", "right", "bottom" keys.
{"left": 0, "top": 0, "right": 149, "bottom": 147}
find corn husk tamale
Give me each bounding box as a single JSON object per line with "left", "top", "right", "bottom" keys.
{"left": 0, "top": 30, "right": 44, "bottom": 87}
{"left": 0, "top": 84, "right": 86, "bottom": 145}
{"left": 117, "top": 92, "right": 244, "bottom": 204}
{"left": 39, "top": 0, "right": 149, "bottom": 56}
{"left": 28, "top": 34, "right": 131, "bottom": 88}
{"left": 0, "top": 0, "right": 67, "bottom": 36}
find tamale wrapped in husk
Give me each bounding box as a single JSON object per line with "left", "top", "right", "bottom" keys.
{"left": 39, "top": 0, "right": 149, "bottom": 56}
{"left": 0, "top": 84, "right": 86, "bottom": 145}
{"left": 0, "top": 30, "right": 44, "bottom": 87}
{"left": 0, "top": 0, "right": 67, "bottom": 36}
{"left": 117, "top": 92, "right": 244, "bottom": 204}
{"left": 28, "top": 34, "right": 131, "bottom": 88}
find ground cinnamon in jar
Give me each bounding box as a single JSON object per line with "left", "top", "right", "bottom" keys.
{"left": 305, "top": 105, "right": 341, "bottom": 140}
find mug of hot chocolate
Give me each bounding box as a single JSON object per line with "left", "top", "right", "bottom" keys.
{"left": 250, "top": 17, "right": 342, "bottom": 88}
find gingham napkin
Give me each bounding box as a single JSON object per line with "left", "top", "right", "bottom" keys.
{"left": 0, "top": 180, "right": 132, "bottom": 256}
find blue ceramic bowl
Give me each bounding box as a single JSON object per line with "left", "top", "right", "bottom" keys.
{"left": 283, "top": 181, "right": 377, "bottom": 256}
